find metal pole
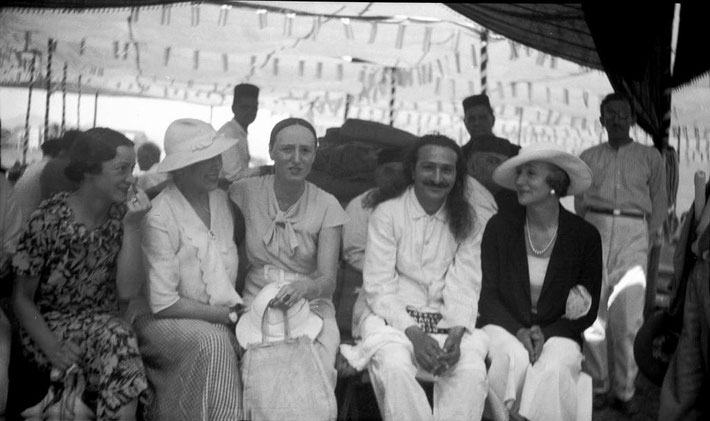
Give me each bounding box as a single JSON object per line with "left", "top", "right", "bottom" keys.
{"left": 389, "top": 67, "right": 396, "bottom": 126}
{"left": 77, "top": 75, "right": 81, "bottom": 129}
{"left": 23, "top": 55, "right": 36, "bottom": 165}
{"left": 93, "top": 91, "right": 99, "bottom": 128}
{"left": 480, "top": 30, "right": 489, "bottom": 94}
{"left": 61, "top": 62, "right": 67, "bottom": 134}
{"left": 44, "top": 39, "right": 55, "bottom": 142}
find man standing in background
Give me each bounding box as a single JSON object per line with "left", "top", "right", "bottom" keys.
{"left": 575, "top": 92, "right": 667, "bottom": 415}
{"left": 218, "top": 83, "right": 259, "bottom": 186}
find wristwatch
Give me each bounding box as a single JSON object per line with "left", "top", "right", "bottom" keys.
{"left": 228, "top": 309, "right": 239, "bottom": 325}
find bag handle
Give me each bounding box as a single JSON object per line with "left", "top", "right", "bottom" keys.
{"left": 260, "top": 301, "right": 291, "bottom": 343}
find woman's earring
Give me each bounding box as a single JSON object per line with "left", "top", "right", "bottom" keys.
{"left": 550, "top": 189, "right": 556, "bottom": 196}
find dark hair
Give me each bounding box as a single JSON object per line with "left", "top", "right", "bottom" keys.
{"left": 600, "top": 92, "right": 635, "bottom": 118}
{"left": 369, "top": 133, "right": 474, "bottom": 242}
{"left": 269, "top": 118, "right": 318, "bottom": 150}
{"left": 137, "top": 141, "right": 161, "bottom": 161}
{"left": 545, "top": 163, "right": 571, "bottom": 197}
{"left": 40, "top": 137, "right": 63, "bottom": 157}
{"left": 65, "top": 128, "right": 134, "bottom": 183}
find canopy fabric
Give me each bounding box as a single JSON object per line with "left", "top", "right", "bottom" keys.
{"left": 0, "top": 1, "right": 620, "bottom": 151}
{"left": 443, "top": 4, "right": 601, "bottom": 71}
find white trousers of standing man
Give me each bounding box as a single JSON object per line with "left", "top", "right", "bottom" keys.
{"left": 362, "top": 315, "right": 489, "bottom": 421}
{"left": 582, "top": 214, "right": 648, "bottom": 401}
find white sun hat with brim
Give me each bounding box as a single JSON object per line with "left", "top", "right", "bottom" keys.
{"left": 236, "top": 282, "right": 324, "bottom": 347}
{"left": 157, "top": 118, "right": 236, "bottom": 173}
{"left": 492, "top": 142, "right": 593, "bottom": 196}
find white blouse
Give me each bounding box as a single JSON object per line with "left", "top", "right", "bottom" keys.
{"left": 142, "top": 182, "right": 242, "bottom": 313}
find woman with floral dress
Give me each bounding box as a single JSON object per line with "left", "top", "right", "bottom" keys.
{"left": 12, "top": 128, "right": 150, "bottom": 420}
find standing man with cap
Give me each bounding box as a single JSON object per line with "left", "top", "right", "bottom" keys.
{"left": 218, "top": 83, "right": 259, "bottom": 185}
{"left": 461, "top": 94, "right": 522, "bottom": 219}
{"left": 575, "top": 92, "right": 667, "bottom": 415}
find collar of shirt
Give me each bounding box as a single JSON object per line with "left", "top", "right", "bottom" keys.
{"left": 405, "top": 186, "right": 447, "bottom": 222}
{"left": 231, "top": 118, "right": 248, "bottom": 135}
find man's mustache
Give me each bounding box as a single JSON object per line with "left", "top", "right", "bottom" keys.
{"left": 423, "top": 180, "right": 451, "bottom": 189}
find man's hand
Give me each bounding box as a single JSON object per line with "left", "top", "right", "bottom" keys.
{"left": 516, "top": 327, "right": 536, "bottom": 364}
{"left": 437, "top": 326, "right": 465, "bottom": 375}
{"left": 529, "top": 325, "right": 545, "bottom": 364}
{"left": 405, "top": 326, "right": 445, "bottom": 374}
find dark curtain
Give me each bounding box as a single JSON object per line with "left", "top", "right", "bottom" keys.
{"left": 444, "top": 4, "right": 603, "bottom": 70}
{"left": 672, "top": 3, "right": 710, "bottom": 88}
{"left": 582, "top": 3, "right": 675, "bottom": 151}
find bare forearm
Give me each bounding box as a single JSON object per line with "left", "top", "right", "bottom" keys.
{"left": 155, "top": 297, "right": 232, "bottom": 325}
{"left": 12, "top": 293, "right": 61, "bottom": 358}
{"left": 305, "top": 271, "right": 336, "bottom": 299}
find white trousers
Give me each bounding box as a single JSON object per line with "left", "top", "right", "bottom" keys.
{"left": 483, "top": 325, "right": 587, "bottom": 421}
{"left": 362, "top": 316, "right": 489, "bottom": 421}
{"left": 582, "top": 214, "right": 648, "bottom": 401}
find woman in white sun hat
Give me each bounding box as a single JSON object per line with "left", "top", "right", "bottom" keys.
{"left": 478, "top": 143, "right": 603, "bottom": 421}
{"left": 134, "top": 118, "right": 245, "bottom": 420}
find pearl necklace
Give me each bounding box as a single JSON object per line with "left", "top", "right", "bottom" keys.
{"left": 525, "top": 218, "right": 558, "bottom": 256}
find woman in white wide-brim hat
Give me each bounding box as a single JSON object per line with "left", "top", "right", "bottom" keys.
{"left": 134, "top": 118, "right": 245, "bottom": 420}
{"left": 478, "top": 143, "right": 604, "bottom": 421}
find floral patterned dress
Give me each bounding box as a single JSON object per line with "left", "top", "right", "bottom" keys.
{"left": 12, "top": 192, "right": 148, "bottom": 419}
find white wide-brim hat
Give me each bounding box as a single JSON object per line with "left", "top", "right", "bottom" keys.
{"left": 492, "top": 143, "right": 592, "bottom": 196}
{"left": 157, "top": 118, "right": 236, "bottom": 173}
{"left": 236, "top": 282, "right": 323, "bottom": 347}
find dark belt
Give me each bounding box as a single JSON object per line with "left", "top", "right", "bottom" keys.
{"left": 588, "top": 207, "right": 645, "bottom": 219}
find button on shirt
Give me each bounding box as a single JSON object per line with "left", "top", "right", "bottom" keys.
{"left": 577, "top": 141, "right": 667, "bottom": 233}
{"left": 363, "top": 186, "right": 483, "bottom": 332}
{"left": 217, "top": 119, "right": 250, "bottom": 183}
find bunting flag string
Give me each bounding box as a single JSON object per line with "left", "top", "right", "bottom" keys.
{"left": 299, "top": 60, "right": 305, "bottom": 77}
{"left": 222, "top": 53, "right": 228, "bottom": 72}
{"left": 161, "top": 5, "right": 171, "bottom": 26}
{"left": 395, "top": 24, "right": 406, "bottom": 49}
{"left": 342, "top": 18, "right": 353, "bottom": 40}
{"left": 284, "top": 13, "right": 294, "bottom": 37}
{"left": 193, "top": 50, "right": 199, "bottom": 70}
{"left": 509, "top": 41, "right": 518, "bottom": 60}
{"left": 367, "top": 22, "right": 377, "bottom": 44}
{"left": 470, "top": 44, "right": 478, "bottom": 68}
{"left": 190, "top": 4, "right": 200, "bottom": 27}
{"left": 422, "top": 27, "right": 432, "bottom": 53}
{"left": 257, "top": 9, "right": 267, "bottom": 29}
{"left": 218, "top": 5, "right": 229, "bottom": 26}
{"left": 311, "top": 16, "right": 321, "bottom": 40}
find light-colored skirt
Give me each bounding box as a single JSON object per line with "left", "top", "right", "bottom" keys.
{"left": 134, "top": 315, "right": 241, "bottom": 421}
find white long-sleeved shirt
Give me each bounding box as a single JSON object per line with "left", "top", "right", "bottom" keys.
{"left": 465, "top": 175, "right": 497, "bottom": 229}
{"left": 342, "top": 189, "right": 373, "bottom": 272}
{"left": 217, "top": 118, "right": 250, "bottom": 183}
{"left": 363, "top": 186, "right": 483, "bottom": 332}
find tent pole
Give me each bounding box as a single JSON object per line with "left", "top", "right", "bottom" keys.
{"left": 480, "top": 30, "right": 489, "bottom": 94}
{"left": 61, "top": 62, "right": 67, "bottom": 135}
{"left": 77, "top": 75, "right": 81, "bottom": 129}
{"left": 44, "top": 38, "right": 55, "bottom": 143}
{"left": 23, "top": 54, "right": 36, "bottom": 165}
{"left": 93, "top": 91, "right": 99, "bottom": 128}
{"left": 344, "top": 94, "right": 352, "bottom": 122}
{"left": 389, "top": 67, "right": 396, "bottom": 126}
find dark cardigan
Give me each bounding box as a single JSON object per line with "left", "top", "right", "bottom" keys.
{"left": 477, "top": 204, "right": 603, "bottom": 345}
